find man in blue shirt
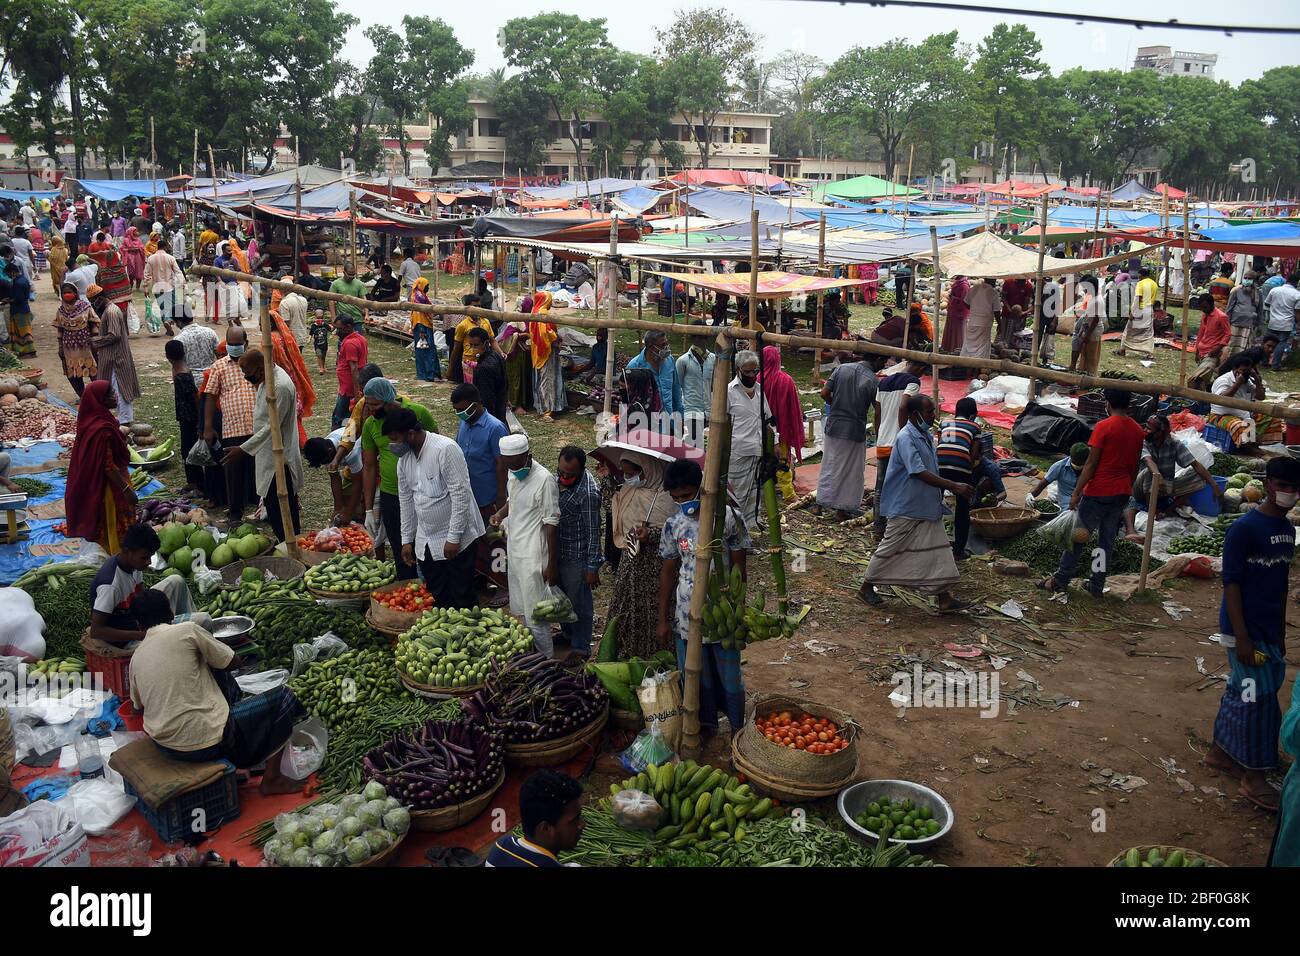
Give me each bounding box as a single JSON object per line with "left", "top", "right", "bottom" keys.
{"left": 555, "top": 446, "right": 603, "bottom": 658}
{"left": 1027, "top": 442, "right": 1089, "bottom": 505}
{"left": 626, "top": 329, "right": 683, "bottom": 432}
{"left": 451, "top": 383, "right": 507, "bottom": 521}
{"left": 486, "top": 770, "right": 584, "bottom": 867}
{"left": 858, "top": 395, "right": 973, "bottom": 613}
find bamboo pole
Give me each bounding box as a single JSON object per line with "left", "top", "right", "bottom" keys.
{"left": 930, "top": 225, "right": 942, "bottom": 406}
{"left": 681, "top": 331, "right": 734, "bottom": 758}
{"left": 814, "top": 214, "right": 826, "bottom": 385}
{"left": 1027, "top": 193, "right": 1050, "bottom": 401}
{"left": 257, "top": 296, "right": 301, "bottom": 559}
{"left": 1092, "top": 187, "right": 1102, "bottom": 256}
{"left": 189, "top": 265, "right": 1300, "bottom": 421}
{"left": 149, "top": 117, "right": 157, "bottom": 215}
{"left": 1137, "top": 471, "right": 1160, "bottom": 592}
{"left": 748, "top": 210, "right": 759, "bottom": 330}
{"left": 1178, "top": 197, "right": 1193, "bottom": 388}
{"left": 902, "top": 144, "right": 915, "bottom": 225}
{"left": 348, "top": 189, "right": 358, "bottom": 274}
{"left": 1160, "top": 185, "right": 1171, "bottom": 305}
{"left": 602, "top": 217, "right": 619, "bottom": 419}
{"left": 293, "top": 177, "right": 302, "bottom": 280}
{"left": 191, "top": 130, "right": 199, "bottom": 260}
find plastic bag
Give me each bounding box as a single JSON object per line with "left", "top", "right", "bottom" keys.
{"left": 610, "top": 789, "right": 662, "bottom": 831}
{"left": 291, "top": 633, "right": 350, "bottom": 676}
{"left": 1171, "top": 427, "right": 1214, "bottom": 469}
{"left": 312, "top": 527, "right": 345, "bottom": 553}
{"left": 189, "top": 549, "right": 223, "bottom": 596}
{"left": 91, "top": 827, "right": 154, "bottom": 866}
{"left": 185, "top": 439, "right": 217, "bottom": 468}
{"left": 125, "top": 303, "right": 141, "bottom": 335}
{"left": 636, "top": 670, "right": 684, "bottom": 753}
{"left": 1035, "top": 507, "right": 1085, "bottom": 551}
{"left": 280, "top": 717, "right": 329, "bottom": 781}
{"left": 64, "top": 778, "right": 135, "bottom": 836}
{"left": 144, "top": 299, "right": 163, "bottom": 334}
{"left": 530, "top": 585, "right": 577, "bottom": 624}
{"left": 235, "top": 668, "right": 290, "bottom": 695}
{"left": 0, "top": 587, "right": 45, "bottom": 661}
{"left": 619, "top": 720, "right": 675, "bottom": 774}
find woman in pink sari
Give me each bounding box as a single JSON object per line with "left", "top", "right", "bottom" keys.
{"left": 941, "top": 275, "right": 970, "bottom": 353}
{"left": 862, "top": 262, "right": 880, "bottom": 305}
{"left": 121, "top": 227, "right": 146, "bottom": 289}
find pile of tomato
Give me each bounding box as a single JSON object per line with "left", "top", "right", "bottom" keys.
{"left": 755, "top": 710, "right": 849, "bottom": 755}
{"left": 298, "top": 525, "right": 373, "bottom": 554}
{"left": 374, "top": 581, "right": 434, "bottom": 612}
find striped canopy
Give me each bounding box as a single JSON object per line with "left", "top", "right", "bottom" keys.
{"left": 651, "top": 270, "right": 867, "bottom": 299}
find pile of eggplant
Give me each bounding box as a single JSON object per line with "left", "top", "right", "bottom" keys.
{"left": 360, "top": 718, "right": 504, "bottom": 811}
{"left": 138, "top": 495, "right": 206, "bottom": 526}
{"left": 465, "top": 652, "right": 608, "bottom": 744}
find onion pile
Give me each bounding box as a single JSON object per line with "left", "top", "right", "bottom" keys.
{"left": 361, "top": 718, "right": 503, "bottom": 810}
{"left": 465, "top": 652, "right": 608, "bottom": 744}
{"left": 0, "top": 399, "right": 74, "bottom": 444}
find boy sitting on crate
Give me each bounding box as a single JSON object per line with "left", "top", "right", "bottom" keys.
{"left": 89, "top": 523, "right": 211, "bottom": 646}
{"left": 127, "top": 588, "right": 305, "bottom": 795}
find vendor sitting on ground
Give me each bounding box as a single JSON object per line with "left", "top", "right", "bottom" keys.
{"left": 1027, "top": 442, "right": 1090, "bottom": 505}
{"left": 486, "top": 769, "right": 585, "bottom": 867}
{"left": 89, "top": 522, "right": 208, "bottom": 646}
{"left": 127, "top": 588, "right": 304, "bottom": 794}
{"left": 1123, "top": 414, "right": 1223, "bottom": 542}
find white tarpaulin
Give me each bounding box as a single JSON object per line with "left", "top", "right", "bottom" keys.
{"left": 914, "top": 230, "right": 1172, "bottom": 280}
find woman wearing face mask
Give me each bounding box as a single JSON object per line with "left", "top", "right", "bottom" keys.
{"left": 90, "top": 288, "right": 141, "bottom": 424}
{"left": 54, "top": 281, "right": 98, "bottom": 398}
{"left": 602, "top": 446, "right": 679, "bottom": 657}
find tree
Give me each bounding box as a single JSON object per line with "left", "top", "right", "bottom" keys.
{"left": 494, "top": 75, "right": 551, "bottom": 173}
{"left": 364, "top": 17, "right": 473, "bottom": 175}
{"left": 814, "top": 33, "right": 971, "bottom": 179}
{"left": 500, "top": 14, "right": 613, "bottom": 176}
{"left": 0, "top": 0, "right": 80, "bottom": 173}
{"left": 770, "top": 51, "right": 824, "bottom": 158}
{"left": 1037, "top": 69, "right": 1167, "bottom": 187}
{"left": 972, "top": 24, "right": 1047, "bottom": 175}
{"left": 320, "top": 66, "right": 384, "bottom": 175}
{"left": 656, "top": 7, "right": 758, "bottom": 168}
{"left": 598, "top": 54, "right": 683, "bottom": 176}
{"left": 1241, "top": 67, "right": 1300, "bottom": 197}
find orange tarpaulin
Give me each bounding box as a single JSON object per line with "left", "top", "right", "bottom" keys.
{"left": 980, "top": 180, "right": 1058, "bottom": 198}
{"left": 652, "top": 269, "right": 868, "bottom": 299}
{"left": 1155, "top": 183, "right": 1187, "bottom": 199}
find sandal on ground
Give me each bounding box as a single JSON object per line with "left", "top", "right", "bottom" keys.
{"left": 1238, "top": 782, "right": 1279, "bottom": 813}
{"left": 937, "top": 599, "right": 973, "bottom": 615}
{"left": 1201, "top": 753, "right": 1243, "bottom": 779}
{"left": 856, "top": 588, "right": 883, "bottom": 607}
{"left": 1036, "top": 575, "right": 1059, "bottom": 592}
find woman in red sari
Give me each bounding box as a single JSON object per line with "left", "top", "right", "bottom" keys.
{"left": 121, "top": 226, "right": 146, "bottom": 289}
{"left": 65, "top": 380, "right": 135, "bottom": 553}
{"left": 761, "top": 345, "right": 806, "bottom": 503}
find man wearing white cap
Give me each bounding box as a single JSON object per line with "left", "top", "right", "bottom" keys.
{"left": 491, "top": 433, "right": 561, "bottom": 655}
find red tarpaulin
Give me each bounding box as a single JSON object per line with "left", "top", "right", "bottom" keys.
{"left": 670, "top": 169, "right": 788, "bottom": 190}
{"left": 352, "top": 181, "right": 435, "bottom": 206}
{"left": 980, "top": 180, "right": 1058, "bottom": 199}
{"left": 1154, "top": 183, "right": 1187, "bottom": 199}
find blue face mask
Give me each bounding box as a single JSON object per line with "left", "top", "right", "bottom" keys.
{"left": 388, "top": 441, "right": 411, "bottom": 458}
{"left": 227, "top": 344, "right": 245, "bottom": 357}
{"left": 511, "top": 466, "right": 531, "bottom": 481}
{"left": 679, "top": 499, "right": 700, "bottom": 517}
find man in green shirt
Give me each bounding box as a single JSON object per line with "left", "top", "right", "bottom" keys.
{"left": 360, "top": 376, "right": 438, "bottom": 580}
{"left": 328, "top": 263, "right": 368, "bottom": 325}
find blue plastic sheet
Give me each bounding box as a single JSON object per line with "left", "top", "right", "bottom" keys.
{"left": 0, "top": 188, "right": 63, "bottom": 202}
{"left": 73, "top": 179, "right": 171, "bottom": 202}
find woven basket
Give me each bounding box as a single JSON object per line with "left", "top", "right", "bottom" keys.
{"left": 731, "top": 739, "right": 858, "bottom": 803}
{"left": 305, "top": 582, "right": 387, "bottom": 602}
{"left": 505, "top": 706, "right": 609, "bottom": 767}
{"left": 297, "top": 534, "right": 376, "bottom": 567}
{"left": 410, "top": 771, "right": 505, "bottom": 832}
{"left": 219, "top": 556, "right": 305, "bottom": 588}
{"left": 610, "top": 707, "right": 643, "bottom": 732}
{"left": 1107, "top": 844, "right": 1227, "bottom": 868}
{"left": 369, "top": 582, "right": 430, "bottom": 632}
{"left": 397, "top": 670, "right": 483, "bottom": 699}
{"left": 969, "top": 506, "right": 1037, "bottom": 540}
{"left": 738, "top": 695, "right": 860, "bottom": 786}
{"left": 364, "top": 607, "right": 408, "bottom": 638}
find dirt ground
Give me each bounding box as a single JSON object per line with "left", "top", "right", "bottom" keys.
{"left": 23, "top": 278, "right": 1293, "bottom": 867}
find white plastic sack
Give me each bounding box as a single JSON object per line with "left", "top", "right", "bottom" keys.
{"left": 280, "top": 717, "right": 329, "bottom": 781}
{"left": 64, "top": 779, "right": 136, "bottom": 836}
{"left": 610, "top": 789, "right": 662, "bottom": 831}
{"left": 0, "top": 588, "right": 45, "bottom": 661}
{"left": 1172, "top": 427, "right": 1215, "bottom": 469}
{"left": 189, "top": 549, "right": 223, "bottom": 595}
{"left": 235, "top": 668, "right": 290, "bottom": 695}
{"left": 0, "top": 800, "right": 89, "bottom": 867}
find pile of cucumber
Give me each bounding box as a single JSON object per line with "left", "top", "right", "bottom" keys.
{"left": 395, "top": 606, "right": 533, "bottom": 688}
{"left": 304, "top": 553, "right": 395, "bottom": 593}
{"left": 610, "top": 761, "right": 776, "bottom": 849}
{"left": 1114, "top": 847, "right": 1212, "bottom": 867}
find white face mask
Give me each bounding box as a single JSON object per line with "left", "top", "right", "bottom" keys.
{"left": 623, "top": 475, "right": 643, "bottom": 488}
{"left": 1275, "top": 490, "right": 1298, "bottom": 510}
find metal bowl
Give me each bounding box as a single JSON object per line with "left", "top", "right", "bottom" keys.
{"left": 135, "top": 451, "right": 175, "bottom": 472}
{"left": 208, "top": 615, "right": 255, "bottom": 643}
{"left": 837, "top": 779, "right": 954, "bottom": 848}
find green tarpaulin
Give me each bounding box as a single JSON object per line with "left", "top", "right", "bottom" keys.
{"left": 811, "top": 175, "right": 923, "bottom": 202}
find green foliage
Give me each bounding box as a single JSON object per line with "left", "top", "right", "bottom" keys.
{"left": 495, "top": 76, "right": 552, "bottom": 174}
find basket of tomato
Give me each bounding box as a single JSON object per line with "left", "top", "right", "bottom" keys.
{"left": 368, "top": 580, "right": 436, "bottom": 633}
{"left": 731, "top": 696, "right": 860, "bottom": 799}
{"left": 296, "top": 525, "right": 375, "bottom": 566}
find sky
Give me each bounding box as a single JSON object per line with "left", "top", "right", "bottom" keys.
{"left": 332, "top": 0, "right": 1299, "bottom": 86}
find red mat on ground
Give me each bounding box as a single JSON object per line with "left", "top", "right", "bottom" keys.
{"left": 922, "top": 375, "right": 1020, "bottom": 430}
{"left": 12, "top": 742, "right": 594, "bottom": 867}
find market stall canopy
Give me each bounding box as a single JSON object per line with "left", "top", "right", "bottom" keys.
{"left": 522, "top": 178, "right": 644, "bottom": 202}
{"left": 171, "top": 164, "right": 342, "bottom": 201}
{"left": 351, "top": 180, "right": 435, "bottom": 205}
{"left": 917, "top": 230, "right": 1170, "bottom": 280}
{"left": 0, "top": 187, "right": 62, "bottom": 201}
{"left": 683, "top": 187, "right": 818, "bottom": 227}
{"left": 1154, "top": 183, "right": 1187, "bottom": 199}
{"left": 671, "top": 170, "right": 789, "bottom": 192}
{"left": 1187, "top": 221, "right": 1300, "bottom": 257}
{"left": 980, "top": 180, "right": 1058, "bottom": 199}
{"left": 811, "top": 175, "right": 921, "bottom": 203}
{"left": 612, "top": 185, "right": 675, "bottom": 215}
{"left": 469, "top": 212, "right": 642, "bottom": 243}
{"left": 649, "top": 269, "right": 868, "bottom": 299}
{"left": 1109, "top": 179, "right": 1159, "bottom": 202}
{"left": 71, "top": 178, "right": 171, "bottom": 202}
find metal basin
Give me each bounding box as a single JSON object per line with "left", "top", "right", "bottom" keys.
{"left": 208, "top": 615, "right": 255, "bottom": 643}
{"left": 837, "top": 778, "right": 953, "bottom": 847}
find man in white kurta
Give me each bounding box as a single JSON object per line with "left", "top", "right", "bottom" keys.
{"left": 492, "top": 434, "right": 561, "bottom": 655}
{"left": 226, "top": 353, "right": 304, "bottom": 544}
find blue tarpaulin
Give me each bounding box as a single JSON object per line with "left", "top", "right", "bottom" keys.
{"left": 73, "top": 179, "right": 171, "bottom": 202}
{"left": 1196, "top": 221, "right": 1300, "bottom": 242}
{"left": 613, "top": 185, "right": 669, "bottom": 214}
{"left": 0, "top": 188, "right": 62, "bottom": 202}
{"left": 683, "top": 188, "right": 813, "bottom": 228}
{"left": 524, "top": 178, "right": 643, "bottom": 202}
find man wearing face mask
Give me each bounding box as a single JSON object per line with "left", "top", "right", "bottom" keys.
{"left": 222, "top": 350, "right": 304, "bottom": 543}
{"left": 676, "top": 324, "right": 716, "bottom": 446}
{"left": 360, "top": 376, "right": 438, "bottom": 581}
{"left": 452, "top": 382, "right": 509, "bottom": 591}
{"left": 727, "top": 351, "right": 774, "bottom": 532}
{"left": 626, "top": 329, "right": 684, "bottom": 432}
{"left": 203, "top": 325, "right": 258, "bottom": 525}
{"left": 555, "top": 446, "right": 603, "bottom": 659}
{"left": 491, "top": 434, "right": 561, "bottom": 656}
{"left": 858, "top": 394, "right": 972, "bottom": 613}
{"left": 1205, "top": 455, "right": 1300, "bottom": 814}
{"left": 384, "top": 407, "right": 484, "bottom": 610}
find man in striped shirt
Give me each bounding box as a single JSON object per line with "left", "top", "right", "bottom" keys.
{"left": 486, "top": 771, "right": 584, "bottom": 867}
{"left": 938, "top": 398, "right": 983, "bottom": 559}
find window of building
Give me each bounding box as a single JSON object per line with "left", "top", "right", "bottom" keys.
{"left": 477, "top": 118, "right": 501, "bottom": 138}
{"left": 1184, "top": 62, "right": 1191, "bottom": 72}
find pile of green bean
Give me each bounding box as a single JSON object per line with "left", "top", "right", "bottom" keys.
{"left": 558, "top": 806, "right": 658, "bottom": 866}
{"left": 315, "top": 695, "right": 462, "bottom": 792}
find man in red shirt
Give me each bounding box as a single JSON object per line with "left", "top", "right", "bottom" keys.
{"left": 331, "top": 313, "right": 369, "bottom": 429}
{"left": 1039, "top": 389, "right": 1144, "bottom": 597}
{"left": 999, "top": 277, "right": 1033, "bottom": 347}
{"left": 1189, "top": 293, "right": 1232, "bottom": 391}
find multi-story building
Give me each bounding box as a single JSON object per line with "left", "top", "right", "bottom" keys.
{"left": 1132, "top": 45, "right": 1217, "bottom": 79}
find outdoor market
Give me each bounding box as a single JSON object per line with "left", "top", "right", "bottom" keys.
{"left": 2, "top": 3, "right": 1300, "bottom": 887}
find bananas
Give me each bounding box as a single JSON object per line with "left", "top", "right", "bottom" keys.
{"left": 28, "top": 657, "right": 86, "bottom": 676}
{"left": 701, "top": 562, "right": 799, "bottom": 650}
